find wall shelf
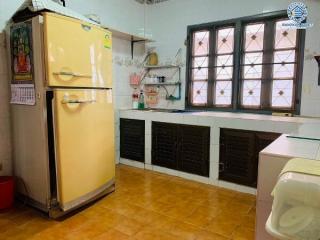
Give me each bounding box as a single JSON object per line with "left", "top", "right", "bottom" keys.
{"left": 143, "top": 64, "right": 182, "bottom": 101}
{"left": 102, "top": 26, "right": 154, "bottom": 59}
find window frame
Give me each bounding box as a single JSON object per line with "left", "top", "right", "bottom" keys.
{"left": 185, "top": 10, "right": 306, "bottom": 115}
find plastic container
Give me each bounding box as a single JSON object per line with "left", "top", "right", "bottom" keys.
{"left": 266, "top": 171, "right": 320, "bottom": 240}
{"left": 130, "top": 73, "right": 141, "bottom": 86}
{"left": 148, "top": 52, "right": 158, "bottom": 66}
{"left": 0, "top": 176, "right": 14, "bottom": 210}
{"left": 132, "top": 88, "right": 139, "bottom": 109}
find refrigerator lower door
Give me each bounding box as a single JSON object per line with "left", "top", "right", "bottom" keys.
{"left": 53, "top": 89, "right": 114, "bottom": 211}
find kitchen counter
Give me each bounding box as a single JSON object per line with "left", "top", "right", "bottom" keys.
{"left": 116, "top": 109, "right": 320, "bottom": 194}
{"left": 261, "top": 134, "right": 320, "bottom": 160}
{"left": 120, "top": 109, "right": 319, "bottom": 124}
{"left": 126, "top": 108, "right": 318, "bottom": 119}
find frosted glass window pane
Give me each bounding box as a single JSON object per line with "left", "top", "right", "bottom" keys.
{"left": 244, "top": 65, "right": 262, "bottom": 79}
{"left": 216, "top": 55, "right": 233, "bottom": 67}
{"left": 244, "top": 52, "right": 263, "bottom": 65}
{"left": 193, "top": 57, "right": 209, "bottom": 68}
{"left": 273, "top": 50, "right": 296, "bottom": 63}
{"left": 215, "top": 81, "right": 232, "bottom": 105}
{"left": 192, "top": 81, "right": 208, "bottom": 105}
{"left": 217, "top": 27, "right": 235, "bottom": 54}
{"left": 193, "top": 67, "right": 208, "bottom": 80}
{"left": 273, "top": 64, "right": 295, "bottom": 78}
{"left": 243, "top": 52, "right": 263, "bottom": 78}
{"left": 272, "top": 80, "right": 293, "bottom": 107}
{"left": 242, "top": 80, "right": 261, "bottom": 106}
{"left": 245, "top": 24, "right": 265, "bottom": 52}
{"left": 216, "top": 67, "right": 233, "bottom": 80}
{"left": 193, "top": 31, "right": 209, "bottom": 56}
{"left": 275, "top": 20, "right": 297, "bottom": 49}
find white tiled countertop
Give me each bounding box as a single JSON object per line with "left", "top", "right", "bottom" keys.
{"left": 261, "top": 134, "right": 320, "bottom": 160}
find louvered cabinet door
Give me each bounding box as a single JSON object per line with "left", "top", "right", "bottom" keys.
{"left": 152, "top": 122, "right": 178, "bottom": 169}
{"left": 178, "top": 125, "right": 210, "bottom": 177}
{"left": 120, "top": 119, "right": 145, "bottom": 162}
{"left": 219, "top": 129, "right": 256, "bottom": 186}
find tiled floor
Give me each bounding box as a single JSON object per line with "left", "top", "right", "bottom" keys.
{"left": 0, "top": 165, "right": 256, "bottom": 240}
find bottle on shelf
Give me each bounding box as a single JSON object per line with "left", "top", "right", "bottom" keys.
{"left": 138, "top": 90, "right": 145, "bottom": 110}
{"left": 132, "top": 88, "right": 139, "bottom": 109}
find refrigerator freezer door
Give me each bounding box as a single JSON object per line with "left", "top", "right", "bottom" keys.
{"left": 53, "top": 89, "right": 114, "bottom": 210}
{"left": 43, "top": 13, "right": 112, "bottom": 88}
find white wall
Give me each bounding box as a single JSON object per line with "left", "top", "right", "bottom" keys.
{"left": 0, "top": 32, "right": 12, "bottom": 176}
{"left": 146, "top": 0, "right": 320, "bottom": 116}
{"left": 65, "top": 0, "right": 146, "bottom": 36}
{"left": 0, "top": 0, "right": 145, "bottom": 35}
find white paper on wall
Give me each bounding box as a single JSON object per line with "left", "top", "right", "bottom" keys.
{"left": 10, "top": 84, "right": 36, "bottom": 105}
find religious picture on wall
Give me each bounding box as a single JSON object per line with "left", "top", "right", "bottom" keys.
{"left": 10, "top": 21, "right": 33, "bottom": 83}
{"left": 10, "top": 21, "right": 35, "bottom": 105}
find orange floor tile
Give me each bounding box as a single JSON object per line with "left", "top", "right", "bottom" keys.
{"left": 0, "top": 164, "right": 256, "bottom": 240}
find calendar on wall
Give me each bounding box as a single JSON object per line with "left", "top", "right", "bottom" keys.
{"left": 10, "top": 84, "right": 36, "bottom": 105}
{"left": 10, "top": 21, "right": 36, "bottom": 105}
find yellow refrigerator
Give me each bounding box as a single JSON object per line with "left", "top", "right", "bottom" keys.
{"left": 8, "top": 13, "right": 115, "bottom": 218}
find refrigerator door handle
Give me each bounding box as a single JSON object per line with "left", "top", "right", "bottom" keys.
{"left": 53, "top": 71, "right": 92, "bottom": 78}
{"left": 61, "top": 99, "right": 96, "bottom": 104}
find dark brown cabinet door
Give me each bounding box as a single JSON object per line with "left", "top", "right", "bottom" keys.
{"left": 219, "top": 129, "right": 256, "bottom": 186}
{"left": 152, "top": 122, "right": 179, "bottom": 169}
{"left": 152, "top": 122, "right": 210, "bottom": 176}
{"left": 219, "top": 128, "right": 280, "bottom": 187}
{"left": 120, "top": 118, "right": 145, "bottom": 162}
{"left": 178, "top": 125, "right": 210, "bottom": 177}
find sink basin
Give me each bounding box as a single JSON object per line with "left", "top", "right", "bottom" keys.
{"left": 136, "top": 109, "right": 196, "bottom": 113}
{"left": 170, "top": 110, "right": 195, "bottom": 113}
{"left": 137, "top": 108, "right": 173, "bottom": 113}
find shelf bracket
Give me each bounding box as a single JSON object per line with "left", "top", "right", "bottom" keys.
{"left": 164, "top": 83, "right": 181, "bottom": 101}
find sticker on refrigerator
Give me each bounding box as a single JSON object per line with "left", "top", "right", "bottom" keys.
{"left": 104, "top": 33, "right": 112, "bottom": 49}
{"left": 10, "top": 21, "right": 34, "bottom": 83}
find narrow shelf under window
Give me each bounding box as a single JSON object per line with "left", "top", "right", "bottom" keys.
{"left": 144, "top": 82, "right": 181, "bottom": 86}
{"left": 144, "top": 64, "right": 180, "bottom": 69}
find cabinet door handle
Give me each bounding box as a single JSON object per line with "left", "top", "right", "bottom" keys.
{"left": 53, "top": 71, "right": 92, "bottom": 78}
{"left": 219, "top": 163, "right": 225, "bottom": 172}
